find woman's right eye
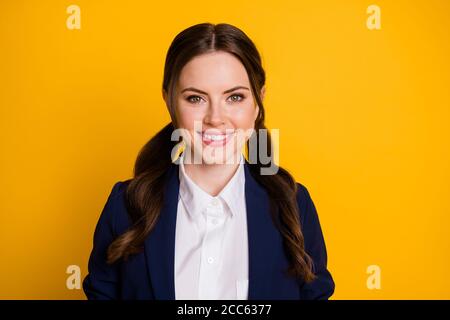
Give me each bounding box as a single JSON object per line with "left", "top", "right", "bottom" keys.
{"left": 186, "top": 95, "right": 203, "bottom": 104}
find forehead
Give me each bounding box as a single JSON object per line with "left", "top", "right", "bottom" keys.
{"left": 178, "top": 51, "right": 250, "bottom": 90}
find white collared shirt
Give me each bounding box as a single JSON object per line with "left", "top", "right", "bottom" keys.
{"left": 174, "top": 153, "right": 249, "bottom": 300}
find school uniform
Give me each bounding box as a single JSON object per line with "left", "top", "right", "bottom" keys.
{"left": 83, "top": 154, "right": 335, "bottom": 300}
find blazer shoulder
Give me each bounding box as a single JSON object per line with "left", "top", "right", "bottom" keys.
{"left": 109, "top": 179, "right": 131, "bottom": 199}
{"left": 294, "top": 181, "right": 321, "bottom": 230}
{"left": 295, "top": 182, "right": 309, "bottom": 200}
{"left": 100, "top": 179, "right": 133, "bottom": 236}
{"left": 294, "top": 182, "right": 335, "bottom": 299}
{"left": 295, "top": 182, "right": 314, "bottom": 212}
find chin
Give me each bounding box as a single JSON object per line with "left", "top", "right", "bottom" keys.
{"left": 194, "top": 147, "right": 237, "bottom": 165}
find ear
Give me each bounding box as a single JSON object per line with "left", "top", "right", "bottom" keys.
{"left": 254, "top": 85, "right": 265, "bottom": 120}
{"left": 260, "top": 85, "right": 266, "bottom": 101}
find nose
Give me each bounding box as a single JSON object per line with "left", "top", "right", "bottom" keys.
{"left": 204, "top": 100, "right": 225, "bottom": 126}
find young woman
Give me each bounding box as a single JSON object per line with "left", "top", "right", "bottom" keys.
{"left": 83, "top": 22, "right": 335, "bottom": 300}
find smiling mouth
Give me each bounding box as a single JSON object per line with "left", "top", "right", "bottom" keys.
{"left": 196, "top": 131, "right": 235, "bottom": 146}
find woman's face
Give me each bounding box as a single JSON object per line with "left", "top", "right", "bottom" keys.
{"left": 169, "top": 51, "right": 264, "bottom": 165}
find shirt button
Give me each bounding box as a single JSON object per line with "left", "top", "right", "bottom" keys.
{"left": 207, "top": 257, "right": 214, "bottom": 264}
{"left": 211, "top": 198, "right": 219, "bottom": 206}
{"left": 211, "top": 218, "right": 218, "bottom": 225}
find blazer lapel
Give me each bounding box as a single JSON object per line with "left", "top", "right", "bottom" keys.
{"left": 144, "top": 162, "right": 179, "bottom": 300}
{"left": 244, "top": 162, "right": 281, "bottom": 299}
{"left": 144, "top": 160, "right": 279, "bottom": 300}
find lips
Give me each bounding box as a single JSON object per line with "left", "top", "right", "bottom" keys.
{"left": 196, "top": 130, "right": 234, "bottom": 146}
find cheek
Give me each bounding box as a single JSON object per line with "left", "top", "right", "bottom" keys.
{"left": 176, "top": 106, "right": 204, "bottom": 130}
{"left": 230, "top": 104, "right": 258, "bottom": 129}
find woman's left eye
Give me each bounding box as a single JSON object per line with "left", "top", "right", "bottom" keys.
{"left": 228, "top": 94, "right": 245, "bottom": 103}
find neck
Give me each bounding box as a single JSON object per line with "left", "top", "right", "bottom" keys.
{"left": 183, "top": 153, "right": 242, "bottom": 197}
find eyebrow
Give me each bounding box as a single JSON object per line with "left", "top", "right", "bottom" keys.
{"left": 180, "top": 86, "right": 250, "bottom": 95}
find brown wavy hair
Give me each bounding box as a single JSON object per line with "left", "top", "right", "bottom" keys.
{"left": 106, "top": 22, "right": 316, "bottom": 283}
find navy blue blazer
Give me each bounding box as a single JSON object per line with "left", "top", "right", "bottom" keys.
{"left": 83, "top": 160, "right": 335, "bottom": 300}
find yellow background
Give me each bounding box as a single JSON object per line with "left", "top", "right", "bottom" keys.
{"left": 1, "top": 0, "right": 449, "bottom": 299}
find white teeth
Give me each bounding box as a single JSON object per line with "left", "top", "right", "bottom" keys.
{"left": 203, "top": 133, "right": 227, "bottom": 141}
{"left": 197, "top": 131, "right": 234, "bottom": 142}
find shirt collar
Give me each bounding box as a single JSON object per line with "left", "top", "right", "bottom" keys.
{"left": 178, "top": 153, "right": 245, "bottom": 220}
